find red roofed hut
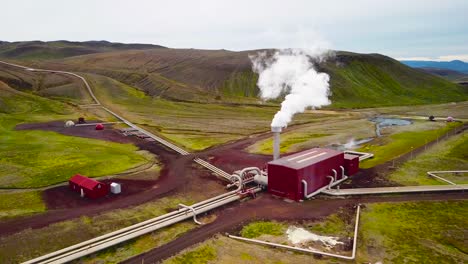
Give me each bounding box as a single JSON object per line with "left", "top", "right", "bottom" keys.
{"left": 69, "top": 174, "right": 109, "bottom": 199}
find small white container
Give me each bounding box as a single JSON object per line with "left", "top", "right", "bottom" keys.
{"left": 110, "top": 182, "right": 121, "bottom": 194}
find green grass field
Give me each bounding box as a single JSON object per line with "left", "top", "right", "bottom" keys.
{"left": 359, "top": 201, "right": 467, "bottom": 263}
{"left": 389, "top": 132, "right": 468, "bottom": 185}
{"left": 0, "top": 82, "right": 152, "bottom": 188}
{"left": 247, "top": 117, "right": 375, "bottom": 155}
{"left": 358, "top": 122, "right": 462, "bottom": 168}
{"left": 0, "top": 191, "right": 46, "bottom": 219}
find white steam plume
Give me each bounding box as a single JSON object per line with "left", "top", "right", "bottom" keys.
{"left": 250, "top": 48, "right": 332, "bottom": 127}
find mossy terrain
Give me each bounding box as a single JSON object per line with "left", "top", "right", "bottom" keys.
{"left": 358, "top": 122, "right": 462, "bottom": 168}
{"left": 240, "top": 221, "right": 286, "bottom": 238}
{"left": 0, "top": 81, "right": 152, "bottom": 219}
{"left": 0, "top": 83, "right": 151, "bottom": 188}
{"left": 0, "top": 191, "right": 46, "bottom": 219}
{"left": 359, "top": 201, "right": 468, "bottom": 263}
{"left": 389, "top": 132, "right": 468, "bottom": 185}
{"left": 248, "top": 132, "right": 330, "bottom": 155}
{"left": 165, "top": 245, "right": 217, "bottom": 264}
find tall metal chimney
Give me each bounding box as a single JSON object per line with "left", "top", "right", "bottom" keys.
{"left": 271, "top": 126, "right": 282, "bottom": 160}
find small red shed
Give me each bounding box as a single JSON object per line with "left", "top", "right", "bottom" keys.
{"left": 69, "top": 174, "right": 109, "bottom": 199}
{"left": 267, "top": 148, "right": 345, "bottom": 201}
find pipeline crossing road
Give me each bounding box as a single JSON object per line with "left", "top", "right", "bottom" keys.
{"left": 22, "top": 186, "right": 261, "bottom": 264}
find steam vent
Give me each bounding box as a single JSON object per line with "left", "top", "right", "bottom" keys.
{"left": 271, "top": 126, "right": 282, "bottom": 160}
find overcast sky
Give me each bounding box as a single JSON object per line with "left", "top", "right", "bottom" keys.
{"left": 1, "top": 0, "right": 467, "bottom": 61}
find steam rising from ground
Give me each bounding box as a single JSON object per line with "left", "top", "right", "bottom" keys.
{"left": 250, "top": 48, "right": 332, "bottom": 127}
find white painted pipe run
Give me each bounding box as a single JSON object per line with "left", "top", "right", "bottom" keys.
{"left": 303, "top": 166, "right": 349, "bottom": 199}
{"left": 229, "top": 205, "right": 361, "bottom": 260}
{"left": 427, "top": 170, "right": 467, "bottom": 185}
{"left": 178, "top": 204, "right": 203, "bottom": 225}
{"left": 227, "top": 167, "right": 262, "bottom": 188}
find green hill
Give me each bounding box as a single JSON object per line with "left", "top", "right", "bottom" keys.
{"left": 36, "top": 49, "right": 466, "bottom": 107}
{"left": 324, "top": 52, "right": 467, "bottom": 108}
{"left": 2, "top": 41, "right": 466, "bottom": 107}
{"left": 0, "top": 40, "right": 165, "bottom": 60}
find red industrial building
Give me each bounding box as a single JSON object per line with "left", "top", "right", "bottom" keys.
{"left": 267, "top": 148, "right": 359, "bottom": 201}
{"left": 69, "top": 174, "right": 109, "bottom": 199}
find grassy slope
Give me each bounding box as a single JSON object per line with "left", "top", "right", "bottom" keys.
{"left": 85, "top": 73, "right": 324, "bottom": 150}
{"left": 389, "top": 132, "right": 468, "bottom": 185}
{"left": 247, "top": 117, "right": 375, "bottom": 155}
{"left": 44, "top": 49, "right": 468, "bottom": 107}
{"left": 326, "top": 52, "right": 467, "bottom": 108}
{"left": 360, "top": 201, "right": 467, "bottom": 263}
{"left": 0, "top": 191, "right": 45, "bottom": 219}
{"left": 248, "top": 132, "right": 330, "bottom": 155}
{"left": 358, "top": 122, "right": 461, "bottom": 168}
{"left": 0, "top": 82, "right": 151, "bottom": 188}
{"left": 0, "top": 63, "right": 93, "bottom": 105}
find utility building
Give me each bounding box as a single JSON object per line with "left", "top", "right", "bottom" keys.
{"left": 69, "top": 174, "right": 109, "bottom": 199}
{"left": 267, "top": 148, "right": 359, "bottom": 201}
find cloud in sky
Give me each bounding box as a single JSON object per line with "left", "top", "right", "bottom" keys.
{"left": 1, "top": 0, "right": 467, "bottom": 60}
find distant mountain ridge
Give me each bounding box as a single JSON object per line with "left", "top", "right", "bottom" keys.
{"left": 0, "top": 41, "right": 467, "bottom": 108}
{"left": 418, "top": 67, "right": 467, "bottom": 82}
{"left": 400, "top": 60, "right": 468, "bottom": 73}
{"left": 0, "top": 40, "right": 166, "bottom": 60}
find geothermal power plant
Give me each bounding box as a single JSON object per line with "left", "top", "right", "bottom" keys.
{"left": 246, "top": 126, "right": 364, "bottom": 201}
{"left": 267, "top": 148, "right": 359, "bottom": 201}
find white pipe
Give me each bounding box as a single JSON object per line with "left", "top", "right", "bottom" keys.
{"left": 327, "top": 175, "right": 335, "bottom": 189}
{"left": 26, "top": 188, "right": 264, "bottom": 264}
{"left": 344, "top": 150, "right": 374, "bottom": 161}
{"left": 321, "top": 184, "right": 467, "bottom": 196}
{"left": 40, "top": 194, "right": 245, "bottom": 263}
{"left": 25, "top": 176, "right": 246, "bottom": 264}
{"left": 302, "top": 175, "right": 349, "bottom": 199}
{"left": 340, "top": 166, "right": 345, "bottom": 179}
{"left": 427, "top": 170, "right": 467, "bottom": 185}
{"left": 178, "top": 204, "right": 203, "bottom": 225}
{"left": 303, "top": 175, "right": 333, "bottom": 199}
{"left": 228, "top": 205, "right": 361, "bottom": 260}
{"left": 227, "top": 168, "right": 258, "bottom": 188}
{"left": 331, "top": 169, "right": 337, "bottom": 181}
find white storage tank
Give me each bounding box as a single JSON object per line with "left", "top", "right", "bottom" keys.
{"left": 65, "top": 120, "right": 75, "bottom": 127}
{"left": 110, "top": 182, "right": 121, "bottom": 194}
